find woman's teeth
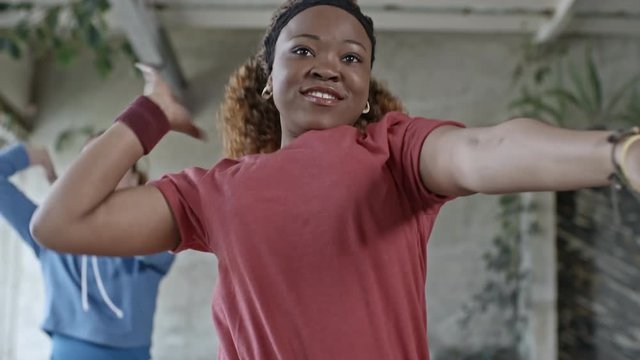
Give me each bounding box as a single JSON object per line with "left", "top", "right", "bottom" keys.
{"left": 308, "top": 91, "right": 337, "bottom": 100}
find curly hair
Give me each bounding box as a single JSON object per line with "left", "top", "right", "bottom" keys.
{"left": 218, "top": 0, "right": 405, "bottom": 159}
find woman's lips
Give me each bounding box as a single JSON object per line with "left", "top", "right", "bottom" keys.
{"left": 300, "top": 87, "right": 345, "bottom": 106}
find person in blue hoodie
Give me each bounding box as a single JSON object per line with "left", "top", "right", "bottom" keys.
{"left": 0, "top": 141, "right": 174, "bottom": 360}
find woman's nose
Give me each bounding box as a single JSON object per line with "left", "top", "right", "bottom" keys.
{"left": 310, "top": 58, "right": 341, "bottom": 82}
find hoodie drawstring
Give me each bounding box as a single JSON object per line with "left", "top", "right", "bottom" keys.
{"left": 81, "top": 255, "right": 89, "bottom": 312}
{"left": 80, "top": 255, "right": 125, "bottom": 319}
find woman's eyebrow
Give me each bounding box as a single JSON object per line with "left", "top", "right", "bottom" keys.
{"left": 344, "top": 39, "right": 366, "bottom": 51}
{"left": 291, "top": 33, "right": 320, "bottom": 41}
{"left": 291, "top": 33, "right": 367, "bottom": 51}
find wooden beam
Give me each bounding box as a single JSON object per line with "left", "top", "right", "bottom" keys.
{"left": 107, "top": 0, "right": 187, "bottom": 98}
{"left": 0, "top": 92, "right": 30, "bottom": 140}
{"left": 577, "top": 0, "right": 640, "bottom": 14}
{"left": 159, "top": 7, "right": 548, "bottom": 33}
{"left": 534, "top": 0, "right": 577, "bottom": 44}
{"left": 2, "top": 1, "right": 640, "bottom": 38}
{"left": 153, "top": 0, "right": 559, "bottom": 12}
{"left": 570, "top": 17, "right": 640, "bottom": 37}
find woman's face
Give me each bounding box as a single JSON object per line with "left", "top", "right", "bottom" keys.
{"left": 271, "top": 5, "right": 372, "bottom": 144}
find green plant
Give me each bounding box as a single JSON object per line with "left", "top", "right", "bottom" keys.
{"left": 458, "top": 194, "right": 539, "bottom": 359}
{"left": 619, "top": 88, "right": 640, "bottom": 126}
{"left": 456, "top": 39, "right": 640, "bottom": 360}
{"left": 0, "top": 1, "right": 138, "bottom": 141}
{"left": 490, "top": 43, "right": 640, "bottom": 360}
{"left": 509, "top": 48, "right": 640, "bottom": 129}
{"left": 54, "top": 125, "right": 95, "bottom": 152}
{"left": 0, "top": 0, "right": 136, "bottom": 76}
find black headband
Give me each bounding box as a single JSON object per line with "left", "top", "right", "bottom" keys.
{"left": 263, "top": 0, "right": 376, "bottom": 74}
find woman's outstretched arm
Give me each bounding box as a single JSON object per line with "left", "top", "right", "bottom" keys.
{"left": 31, "top": 65, "right": 204, "bottom": 256}
{"left": 419, "top": 118, "right": 639, "bottom": 197}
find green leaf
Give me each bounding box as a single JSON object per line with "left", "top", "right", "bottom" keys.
{"left": 35, "top": 26, "right": 47, "bottom": 41}
{"left": 605, "top": 74, "right": 640, "bottom": 116}
{"left": 511, "top": 63, "right": 524, "bottom": 84}
{"left": 55, "top": 41, "right": 77, "bottom": 65}
{"left": 617, "top": 114, "right": 640, "bottom": 126}
{"left": 97, "top": 0, "right": 110, "bottom": 12}
{"left": 509, "top": 96, "right": 563, "bottom": 123}
{"left": 586, "top": 49, "right": 603, "bottom": 113}
{"left": 121, "top": 41, "right": 138, "bottom": 63}
{"left": 7, "top": 38, "right": 21, "bottom": 59}
{"left": 0, "top": 3, "right": 33, "bottom": 12}
{"left": 54, "top": 126, "right": 95, "bottom": 152}
{"left": 14, "top": 20, "right": 30, "bottom": 41}
{"left": 72, "top": 2, "right": 90, "bottom": 28}
{"left": 568, "top": 59, "right": 597, "bottom": 114}
{"left": 544, "top": 88, "right": 579, "bottom": 106}
{"left": 86, "top": 23, "right": 102, "bottom": 48}
{"left": 499, "top": 195, "right": 518, "bottom": 207}
{"left": 94, "top": 50, "right": 113, "bottom": 77}
{"left": 44, "top": 6, "right": 61, "bottom": 31}
{"left": 618, "top": 89, "right": 640, "bottom": 126}
{"left": 84, "top": 0, "right": 110, "bottom": 14}
{"left": 0, "top": 36, "right": 8, "bottom": 51}
{"left": 534, "top": 65, "right": 551, "bottom": 85}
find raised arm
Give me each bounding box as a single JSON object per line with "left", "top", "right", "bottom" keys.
{"left": 419, "top": 117, "right": 640, "bottom": 197}
{"left": 31, "top": 65, "right": 205, "bottom": 256}
{"left": 0, "top": 144, "right": 56, "bottom": 255}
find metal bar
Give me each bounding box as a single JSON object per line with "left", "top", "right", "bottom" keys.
{"left": 534, "top": 0, "right": 577, "bottom": 44}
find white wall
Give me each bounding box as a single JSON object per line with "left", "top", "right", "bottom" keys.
{"left": 5, "top": 28, "right": 638, "bottom": 359}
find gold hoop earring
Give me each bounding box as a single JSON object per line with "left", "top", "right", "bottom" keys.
{"left": 362, "top": 101, "right": 370, "bottom": 114}
{"left": 261, "top": 84, "right": 273, "bottom": 100}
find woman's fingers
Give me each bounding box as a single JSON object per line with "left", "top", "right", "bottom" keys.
{"left": 179, "top": 122, "right": 207, "bottom": 141}
{"left": 47, "top": 170, "right": 58, "bottom": 184}
{"left": 135, "top": 63, "right": 158, "bottom": 96}
{"left": 135, "top": 63, "right": 206, "bottom": 141}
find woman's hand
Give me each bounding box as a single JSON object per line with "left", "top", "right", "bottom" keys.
{"left": 135, "top": 63, "right": 206, "bottom": 141}
{"left": 26, "top": 145, "right": 57, "bottom": 183}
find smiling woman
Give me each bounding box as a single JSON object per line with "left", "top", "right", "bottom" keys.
{"left": 30, "top": 0, "right": 640, "bottom": 359}
{"left": 268, "top": 4, "right": 373, "bottom": 140}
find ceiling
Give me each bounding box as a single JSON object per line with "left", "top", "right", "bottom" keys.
{"left": 2, "top": 0, "right": 640, "bottom": 38}
{"left": 1, "top": 0, "right": 639, "bottom": 138}
{"left": 154, "top": 0, "right": 640, "bottom": 40}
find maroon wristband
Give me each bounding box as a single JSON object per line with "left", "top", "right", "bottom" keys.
{"left": 115, "top": 96, "right": 171, "bottom": 155}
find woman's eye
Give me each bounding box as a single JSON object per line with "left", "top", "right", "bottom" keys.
{"left": 343, "top": 54, "right": 362, "bottom": 63}
{"left": 293, "top": 47, "right": 313, "bottom": 56}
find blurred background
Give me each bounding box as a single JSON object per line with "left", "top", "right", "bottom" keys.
{"left": 0, "top": 1, "right": 639, "bottom": 359}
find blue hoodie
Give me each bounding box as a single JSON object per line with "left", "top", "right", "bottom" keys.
{"left": 0, "top": 143, "right": 174, "bottom": 352}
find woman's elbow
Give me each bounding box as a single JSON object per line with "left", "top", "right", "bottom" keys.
{"left": 30, "top": 207, "right": 66, "bottom": 251}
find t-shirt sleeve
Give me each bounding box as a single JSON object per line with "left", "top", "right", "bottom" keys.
{"left": 0, "top": 143, "right": 41, "bottom": 257}
{"left": 384, "top": 112, "right": 465, "bottom": 209}
{"left": 149, "top": 167, "right": 213, "bottom": 254}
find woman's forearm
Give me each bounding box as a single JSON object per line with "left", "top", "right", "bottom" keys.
{"left": 31, "top": 124, "right": 143, "bottom": 245}
{"left": 421, "top": 118, "right": 616, "bottom": 196}
{"left": 455, "top": 118, "right": 614, "bottom": 194}
{"left": 31, "top": 67, "right": 200, "bottom": 255}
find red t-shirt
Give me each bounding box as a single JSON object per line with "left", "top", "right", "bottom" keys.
{"left": 151, "top": 112, "right": 462, "bottom": 359}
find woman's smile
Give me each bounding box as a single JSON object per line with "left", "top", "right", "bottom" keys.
{"left": 300, "top": 85, "right": 345, "bottom": 106}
